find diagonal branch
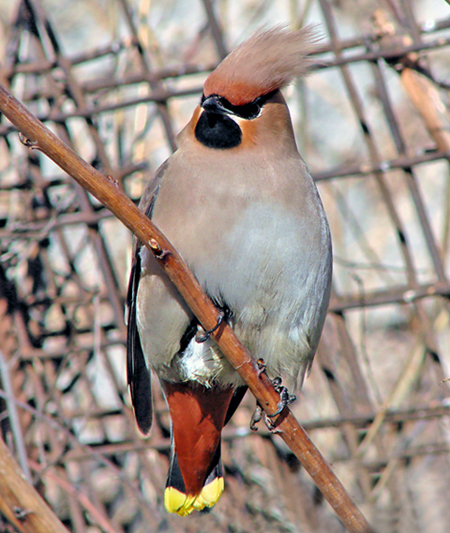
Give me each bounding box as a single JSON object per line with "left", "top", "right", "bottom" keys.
{"left": 0, "top": 83, "right": 374, "bottom": 533}
{"left": 0, "top": 435, "right": 69, "bottom": 533}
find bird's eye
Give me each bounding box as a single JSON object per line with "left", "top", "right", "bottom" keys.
{"left": 201, "top": 90, "right": 279, "bottom": 121}
{"left": 231, "top": 101, "right": 261, "bottom": 120}
{"left": 218, "top": 98, "right": 262, "bottom": 120}
{"left": 223, "top": 89, "right": 279, "bottom": 120}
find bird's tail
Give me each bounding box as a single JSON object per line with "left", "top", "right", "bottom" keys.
{"left": 164, "top": 442, "right": 224, "bottom": 515}
{"left": 161, "top": 381, "right": 235, "bottom": 516}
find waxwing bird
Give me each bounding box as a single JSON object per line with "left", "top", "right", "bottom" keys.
{"left": 126, "top": 25, "right": 332, "bottom": 516}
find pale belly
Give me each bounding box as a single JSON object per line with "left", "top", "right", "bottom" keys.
{"left": 138, "top": 199, "right": 331, "bottom": 388}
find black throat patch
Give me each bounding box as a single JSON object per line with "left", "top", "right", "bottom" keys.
{"left": 195, "top": 111, "right": 242, "bottom": 149}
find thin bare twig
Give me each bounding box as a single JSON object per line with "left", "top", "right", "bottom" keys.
{"left": 0, "top": 349, "right": 32, "bottom": 483}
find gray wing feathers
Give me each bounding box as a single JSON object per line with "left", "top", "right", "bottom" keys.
{"left": 126, "top": 159, "right": 170, "bottom": 434}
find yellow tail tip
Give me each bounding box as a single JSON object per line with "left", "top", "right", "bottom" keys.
{"left": 164, "top": 487, "right": 196, "bottom": 516}
{"left": 164, "top": 477, "right": 224, "bottom": 516}
{"left": 195, "top": 476, "right": 224, "bottom": 509}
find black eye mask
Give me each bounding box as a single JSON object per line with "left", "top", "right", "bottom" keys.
{"left": 200, "top": 89, "right": 279, "bottom": 120}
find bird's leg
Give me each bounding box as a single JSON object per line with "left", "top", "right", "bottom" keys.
{"left": 249, "top": 359, "right": 267, "bottom": 431}
{"left": 196, "top": 311, "right": 225, "bottom": 343}
{"left": 250, "top": 403, "right": 263, "bottom": 431}
{"left": 256, "top": 358, "right": 267, "bottom": 376}
{"left": 250, "top": 360, "right": 296, "bottom": 430}
{"left": 267, "top": 376, "right": 296, "bottom": 418}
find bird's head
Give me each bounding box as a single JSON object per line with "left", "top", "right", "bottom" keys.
{"left": 180, "top": 25, "right": 320, "bottom": 151}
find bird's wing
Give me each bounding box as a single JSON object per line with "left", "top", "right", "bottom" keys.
{"left": 126, "top": 159, "right": 169, "bottom": 434}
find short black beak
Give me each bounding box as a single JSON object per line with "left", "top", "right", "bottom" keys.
{"left": 201, "top": 95, "right": 228, "bottom": 115}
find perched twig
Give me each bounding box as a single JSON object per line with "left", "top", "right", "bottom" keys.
{"left": 0, "top": 83, "right": 374, "bottom": 533}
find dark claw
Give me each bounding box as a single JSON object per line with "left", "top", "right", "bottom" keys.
{"left": 271, "top": 376, "right": 282, "bottom": 388}
{"left": 196, "top": 312, "right": 225, "bottom": 343}
{"left": 267, "top": 377, "right": 296, "bottom": 418}
{"left": 251, "top": 374, "right": 297, "bottom": 428}
{"left": 256, "top": 358, "right": 267, "bottom": 377}
{"left": 250, "top": 403, "right": 263, "bottom": 431}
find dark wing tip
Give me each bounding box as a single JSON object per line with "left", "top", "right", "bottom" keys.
{"left": 126, "top": 256, "right": 153, "bottom": 435}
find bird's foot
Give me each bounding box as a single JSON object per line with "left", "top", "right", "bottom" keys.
{"left": 256, "top": 358, "right": 267, "bottom": 377}
{"left": 250, "top": 360, "right": 267, "bottom": 431}
{"left": 267, "top": 377, "right": 296, "bottom": 418}
{"left": 196, "top": 312, "right": 225, "bottom": 343}
{"left": 250, "top": 375, "right": 296, "bottom": 431}
{"left": 250, "top": 403, "right": 263, "bottom": 431}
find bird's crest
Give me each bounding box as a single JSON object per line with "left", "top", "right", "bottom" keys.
{"left": 203, "top": 25, "right": 320, "bottom": 106}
